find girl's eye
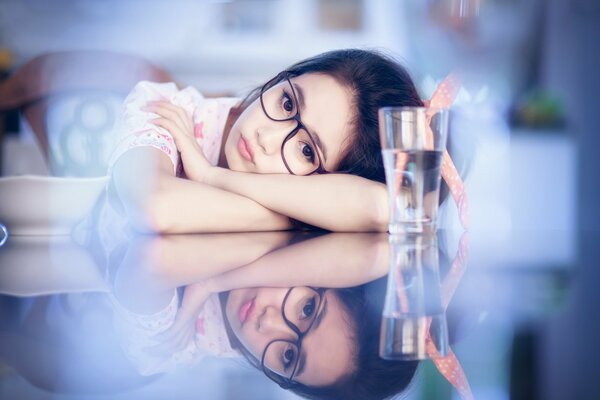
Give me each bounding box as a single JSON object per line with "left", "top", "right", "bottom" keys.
{"left": 281, "top": 91, "right": 295, "bottom": 114}
{"left": 282, "top": 346, "right": 297, "bottom": 369}
{"left": 300, "top": 143, "right": 315, "bottom": 164}
{"left": 300, "top": 297, "right": 317, "bottom": 319}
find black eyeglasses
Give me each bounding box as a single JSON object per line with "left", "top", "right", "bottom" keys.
{"left": 260, "top": 286, "right": 326, "bottom": 388}
{"left": 259, "top": 72, "right": 327, "bottom": 176}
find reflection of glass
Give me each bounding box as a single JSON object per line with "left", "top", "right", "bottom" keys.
{"left": 379, "top": 234, "right": 449, "bottom": 360}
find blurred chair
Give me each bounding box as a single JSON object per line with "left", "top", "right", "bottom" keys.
{"left": 0, "top": 51, "right": 173, "bottom": 177}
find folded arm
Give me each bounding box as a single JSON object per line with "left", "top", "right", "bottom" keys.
{"left": 207, "top": 232, "right": 390, "bottom": 292}
{"left": 204, "top": 167, "right": 390, "bottom": 232}
{"left": 113, "top": 231, "right": 388, "bottom": 308}
{"left": 111, "top": 146, "right": 292, "bottom": 233}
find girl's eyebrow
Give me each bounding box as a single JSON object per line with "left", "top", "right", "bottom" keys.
{"left": 292, "top": 82, "right": 328, "bottom": 162}
{"left": 292, "top": 82, "right": 306, "bottom": 111}
{"left": 295, "top": 297, "right": 328, "bottom": 378}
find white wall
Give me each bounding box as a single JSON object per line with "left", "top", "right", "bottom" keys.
{"left": 0, "top": 0, "right": 408, "bottom": 93}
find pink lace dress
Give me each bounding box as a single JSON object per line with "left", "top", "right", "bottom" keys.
{"left": 110, "top": 291, "right": 239, "bottom": 375}
{"left": 83, "top": 82, "right": 240, "bottom": 246}
{"left": 108, "top": 81, "right": 239, "bottom": 174}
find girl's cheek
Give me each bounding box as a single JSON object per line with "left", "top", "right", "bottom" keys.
{"left": 237, "top": 333, "right": 262, "bottom": 358}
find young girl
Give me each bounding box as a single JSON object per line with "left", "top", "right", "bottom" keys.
{"left": 108, "top": 49, "right": 425, "bottom": 233}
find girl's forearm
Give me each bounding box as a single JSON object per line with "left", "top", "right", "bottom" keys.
{"left": 139, "top": 232, "right": 293, "bottom": 287}
{"left": 111, "top": 147, "right": 292, "bottom": 233}
{"left": 150, "top": 177, "right": 292, "bottom": 233}
{"left": 207, "top": 233, "right": 389, "bottom": 293}
{"left": 206, "top": 168, "right": 389, "bottom": 232}
{"left": 112, "top": 233, "right": 292, "bottom": 313}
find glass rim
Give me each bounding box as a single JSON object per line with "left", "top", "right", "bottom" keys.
{"left": 378, "top": 106, "right": 450, "bottom": 114}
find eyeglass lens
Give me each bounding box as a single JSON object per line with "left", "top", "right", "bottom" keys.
{"left": 260, "top": 79, "right": 322, "bottom": 175}
{"left": 261, "top": 287, "right": 322, "bottom": 380}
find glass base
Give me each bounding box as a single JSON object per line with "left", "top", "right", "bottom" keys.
{"left": 388, "top": 220, "right": 436, "bottom": 235}
{"left": 379, "top": 314, "right": 448, "bottom": 360}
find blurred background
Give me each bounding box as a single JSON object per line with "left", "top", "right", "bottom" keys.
{"left": 0, "top": 1, "right": 599, "bottom": 399}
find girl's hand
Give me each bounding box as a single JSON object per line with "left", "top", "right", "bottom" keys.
{"left": 144, "top": 101, "right": 213, "bottom": 183}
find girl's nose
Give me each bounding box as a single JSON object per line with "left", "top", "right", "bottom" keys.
{"left": 257, "top": 304, "right": 294, "bottom": 338}
{"left": 257, "top": 122, "right": 294, "bottom": 155}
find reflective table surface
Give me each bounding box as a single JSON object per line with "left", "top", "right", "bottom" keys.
{"left": 1, "top": 227, "right": 599, "bottom": 400}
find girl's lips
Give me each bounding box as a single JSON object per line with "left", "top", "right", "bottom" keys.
{"left": 239, "top": 297, "right": 255, "bottom": 325}
{"left": 237, "top": 136, "right": 254, "bottom": 162}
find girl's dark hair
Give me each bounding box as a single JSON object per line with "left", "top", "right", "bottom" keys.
{"left": 286, "top": 278, "right": 419, "bottom": 400}
{"left": 220, "top": 278, "right": 419, "bottom": 400}
{"left": 242, "top": 48, "right": 424, "bottom": 184}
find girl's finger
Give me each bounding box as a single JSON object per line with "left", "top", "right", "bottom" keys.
{"left": 143, "top": 108, "right": 189, "bottom": 139}
{"left": 151, "top": 118, "right": 195, "bottom": 150}
{"left": 145, "top": 102, "right": 194, "bottom": 135}
{"left": 146, "top": 106, "right": 190, "bottom": 135}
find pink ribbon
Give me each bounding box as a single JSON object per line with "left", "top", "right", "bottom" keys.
{"left": 391, "top": 232, "right": 473, "bottom": 398}
{"left": 427, "top": 75, "right": 473, "bottom": 399}
{"left": 426, "top": 232, "right": 473, "bottom": 400}
{"left": 393, "top": 74, "right": 469, "bottom": 230}
{"left": 429, "top": 74, "right": 469, "bottom": 230}
{"left": 393, "top": 74, "right": 473, "bottom": 398}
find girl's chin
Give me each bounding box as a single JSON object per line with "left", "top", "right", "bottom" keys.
{"left": 231, "top": 162, "right": 253, "bottom": 174}
{"left": 223, "top": 151, "right": 250, "bottom": 173}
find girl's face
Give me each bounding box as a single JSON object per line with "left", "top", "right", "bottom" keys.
{"left": 225, "top": 287, "right": 355, "bottom": 387}
{"left": 224, "top": 73, "right": 354, "bottom": 174}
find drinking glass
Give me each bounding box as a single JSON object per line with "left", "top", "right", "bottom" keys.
{"left": 379, "top": 107, "right": 449, "bottom": 234}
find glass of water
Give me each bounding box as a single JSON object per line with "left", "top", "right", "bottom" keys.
{"left": 379, "top": 234, "right": 448, "bottom": 360}
{"left": 379, "top": 107, "right": 449, "bottom": 234}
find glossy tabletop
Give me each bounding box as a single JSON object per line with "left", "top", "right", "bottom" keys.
{"left": 1, "top": 226, "right": 599, "bottom": 400}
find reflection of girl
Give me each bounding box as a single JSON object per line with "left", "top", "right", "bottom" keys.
{"left": 110, "top": 232, "right": 419, "bottom": 399}
{"left": 217, "top": 232, "right": 473, "bottom": 399}
{"left": 220, "top": 282, "right": 419, "bottom": 399}
{"left": 109, "top": 49, "right": 424, "bottom": 232}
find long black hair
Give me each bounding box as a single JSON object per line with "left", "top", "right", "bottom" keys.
{"left": 241, "top": 48, "right": 424, "bottom": 184}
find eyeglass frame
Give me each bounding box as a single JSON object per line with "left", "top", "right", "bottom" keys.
{"left": 260, "top": 286, "right": 327, "bottom": 388}
{"left": 259, "top": 72, "right": 328, "bottom": 176}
